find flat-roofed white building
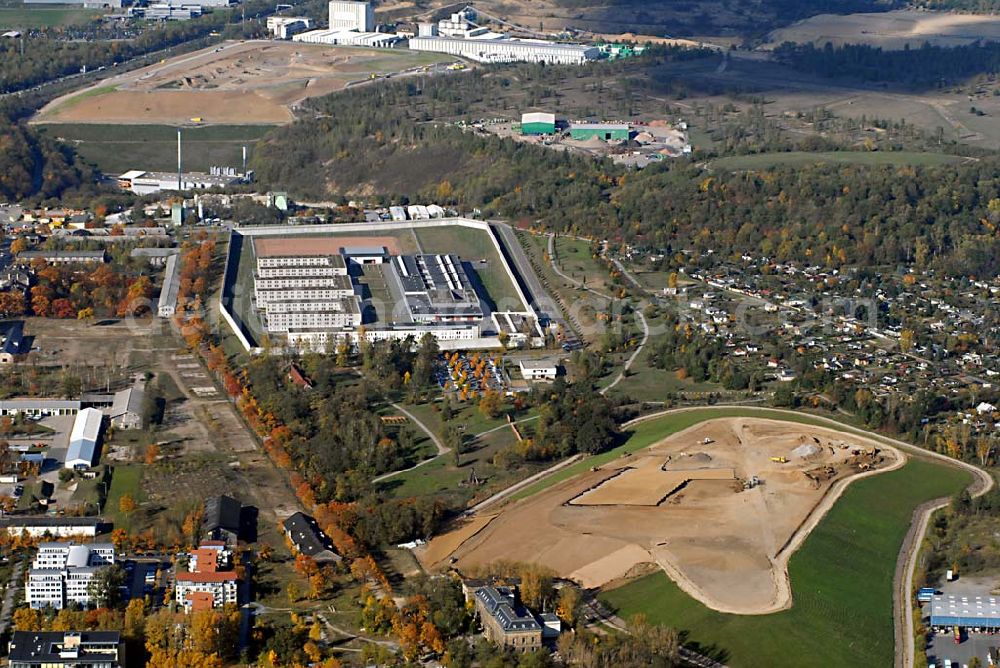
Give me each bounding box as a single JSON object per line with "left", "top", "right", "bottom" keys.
{"left": 263, "top": 298, "right": 362, "bottom": 332}
{"left": 267, "top": 16, "right": 311, "bottom": 39}
{"left": 518, "top": 359, "right": 558, "bottom": 381}
{"left": 257, "top": 254, "right": 347, "bottom": 271}
{"left": 27, "top": 543, "right": 116, "bottom": 610}
{"left": 328, "top": 0, "right": 373, "bottom": 31}
{"left": 292, "top": 28, "right": 401, "bottom": 47}
{"left": 287, "top": 322, "right": 481, "bottom": 350}
{"left": 118, "top": 170, "right": 243, "bottom": 196}
{"left": 409, "top": 35, "right": 600, "bottom": 65}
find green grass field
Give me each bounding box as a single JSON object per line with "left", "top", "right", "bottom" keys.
{"left": 0, "top": 5, "right": 104, "bottom": 28}
{"left": 103, "top": 464, "right": 145, "bottom": 528}
{"left": 413, "top": 226, "right": 523, "bottom": 310}
{"left": 712, "top": 151, "right": 967, "bottom": 171}
{"left": 601, "top": 457, "right": 970, "bottom": 667}
{"left": 35, "top": 123, "right": 272, "bottom": 175}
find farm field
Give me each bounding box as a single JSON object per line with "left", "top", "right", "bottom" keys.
{"left": 36, "top": 123, "right": 271, "bottom": 175}
{"left": 711, "top": 151, "right": 968, "bottom": 171}
{"left": 34, "top": 40, "right": 452, "bottom": 126}
{"left": 601, "top": 457, "right": 971, "bottom": 667}
{"left": 0, "top": 5, "right": 103, "bottom": 28}
{"left": 416, "top": 414, "right": 902, "bottom": 614}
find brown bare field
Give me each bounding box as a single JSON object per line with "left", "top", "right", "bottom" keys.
{"left": 569, "top": 463, "right": 735, "bottom": 506}
{"left": 416, "top": 417, "right": 901, "bottom": 614}
{"left": 35, "top": 40, "right": 448, "bottom": 126}
{"left": 766, "top": 10, "right": 1000, "bottom": 49}
{"left": 253, "top": 235, "right": 404, "bottom": 256}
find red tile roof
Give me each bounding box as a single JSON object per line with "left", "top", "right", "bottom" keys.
{"left": 177, "top": 571, "right": 238, "bottom": 583}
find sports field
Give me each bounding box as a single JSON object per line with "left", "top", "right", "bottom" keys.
{"left": 417, "top": 415, "right": 901, "bottom": 614}
{"left": 36, "top": 123, "right": 270, "bottom": 174}
{"left": 34, "top": 40, "right": 452, "bottom": 126}
{"left": 601, "top": 456, "right": 970, "bottom": 667}
{"left": 712, "top": 151, "right": 968, "bottom": 171}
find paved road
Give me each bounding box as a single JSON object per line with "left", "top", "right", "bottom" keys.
{"left": 0, "top": 560, "right": 24, "bottom": 637}
{"left": 491, "top": 222, "right": 560, "bottom": 323}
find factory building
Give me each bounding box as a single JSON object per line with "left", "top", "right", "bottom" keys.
{"left": 267, "top": 16, "right": 311, "bottom": 39}
{"left": 409, "top": 35, "right": 599, "bottom": 65}
{"left": 386, "top": 254, "right": 484, "bottom": 324}
{"left": 569, "top": 122, "right": 630, "bottom": 141}
{"left": 521, "top": 112, "right": 556, "bottom": 135}
{"left": 118, "top": 169, "right": 244, "bottom": 196}
{"left": 292, "top": 28, "right": 401, "bottom": 47}
{"left": 929, "top": 595, "right": 1000, "bottom": 630}
{"left": 291, "top": 0, "right": 401, "bottom": 46}
{"left": 142, "top": 4, "right": 204, "bottom": 20}
{"left": 328, "top": 0, "right": 373, "bottom": 31}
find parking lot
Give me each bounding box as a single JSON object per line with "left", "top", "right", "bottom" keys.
{"left": 923, "top": 574, "right": 1000, "bottom": 667}
{"left": 436, "top": 352, "right": 509, "bottom": 398}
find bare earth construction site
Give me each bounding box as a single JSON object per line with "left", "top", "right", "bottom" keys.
{"left": 418, "top": 417, "right": 902, "bottom": 614}
{"left": 35, "top": 40, "right": 450, "bottom": 125}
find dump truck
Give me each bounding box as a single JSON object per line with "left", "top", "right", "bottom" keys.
{"left": 770, "top": 457, "right": 788, "bottom": 464}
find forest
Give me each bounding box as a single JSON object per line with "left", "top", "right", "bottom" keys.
{"left": 0, "top": 116, "right": 97, "bottom": 202}
{"left": 775, "top": 41, "right": 1000, "bottom": 86}
{"left": 252, "top": 61, "right": 1000, "bottom": 279}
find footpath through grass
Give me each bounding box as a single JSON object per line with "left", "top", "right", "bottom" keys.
{"left": 600, "top": 456, "right": 970, "bottom": 667}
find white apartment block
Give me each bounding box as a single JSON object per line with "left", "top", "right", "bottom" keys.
{"left": 264, "top": 302, "right": 363, "bottom": 333}
{"left": 27, "top": 543, "right": 116, "bottom": 610}
{"left": 256, "top": 265, "right": 347, "bottom": 278}
{"left": 175, "top": 572, "right": 239, "bottom": 611}
{"left": 265, "top": 299, "right": 359, "bottom": 314}
{"left": 256, "top": 255, "right": 347, "bottom": 271}
{"left": 34, "top": 543, "right": 115, "bottom": 569}
{"left": 254, "top": 275, "right": 354, "bottom": 293}
{"left": 256, "top": 287, "right": 357, "bottom": 306}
